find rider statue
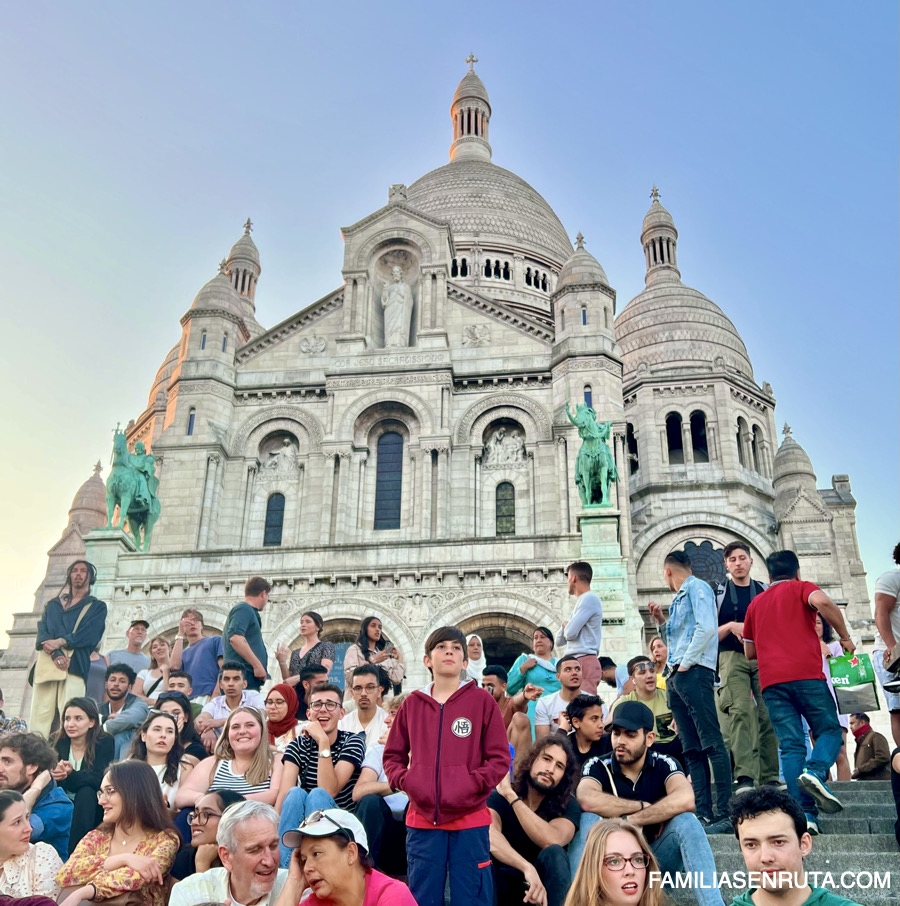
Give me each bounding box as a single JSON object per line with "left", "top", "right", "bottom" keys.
{"left": 105, "top": 426, "right": 162, "bottom": 551}
{"left": 564, "top": 396, "right": 619, "bottom": 507}
{"left": 130, "top": 441, "right": 159, "bottom": 509}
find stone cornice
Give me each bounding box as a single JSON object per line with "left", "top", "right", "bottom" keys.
{"left": 447, "top": 283, "right": 554, "bottom": 344}
{"left": 235, "top": 289, "right": 344, "bottom": 365}
{"left": 341, "top": 201, "right": 454, "bottom": 240}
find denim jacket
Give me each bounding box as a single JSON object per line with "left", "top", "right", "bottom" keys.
{"left": 666, "top": 575, "right": 718, "bottom": 671}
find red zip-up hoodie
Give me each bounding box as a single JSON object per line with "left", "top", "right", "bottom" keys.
{"left": 383, "top": 680, "right": 510, "bottom": 825}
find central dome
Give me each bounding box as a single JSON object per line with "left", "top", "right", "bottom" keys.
{"left": 406, "top": 159, "right": 573, "bottom": 265}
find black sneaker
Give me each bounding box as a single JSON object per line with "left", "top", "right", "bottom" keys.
{"left": 702, "top": 815, "right": 733, "bottom": 835}
{"left": 765, "top": 780, "right": 788, "bottom": 791}
{"left": 734, "top": 777, "right": 755, "bottom": 795}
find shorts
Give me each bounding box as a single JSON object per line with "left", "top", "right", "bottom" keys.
{"left": 872, "top": 649, "right": 900, "bottom": 711}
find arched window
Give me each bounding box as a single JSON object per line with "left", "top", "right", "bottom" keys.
{"left": 626, "top": 423, "right": 639, "bottom": 474}
{"left": 460, "top": 258, "right": 469, "bottom": 277}
{"left": 200, "top": 331, "right": 207, "bottom": 350}
{"left": 263, "top": 493, "right": 285, "bottom": 546}
{"left": 583, "top": 384, "right": 593, "bottom": 409}
{"left": 604, "top": 307, "right": 610, "bottom": 328}
{"left": 374, "top": 432, "right": 403, "bottom": 530}
{"left": 493, "top": 260, "right": 501, "bottom": 278}
{"left": 496, "top": 482, "right": 515, "bottom": 536}
{"left": 222, "top": 335, "right": 227, "bottom": 352}
{"left": 541, "top": 273, "right": 548, "bottom": 291}
{"left": 483, "top": 258, "right": 492, "bottom": 278}
{"left": 187, "top": 408, "right": 196, "bottom": 436}
{"left": 451, "top": 259, "right": 459, "bottom": 278}
{"left": 751, "top": 425, "right": 762, "bottom": 473}
{"left": 666, "top": 412, "right": 684, "bottom": 464}
{"left": 690, "top": 411, "right": 709, "bottom": 463}
{"left": 502, "top": 262, "right": 511, "bottom": 280}
{"left": 736, "top": 417, "right": 748, "bottom": 467}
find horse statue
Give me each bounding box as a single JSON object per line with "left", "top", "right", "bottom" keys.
{"left": 565, "top": 398, "right": 619, "bottom": 507}
{"left": 106, "top": 427, "right": 161, "bottom": 551}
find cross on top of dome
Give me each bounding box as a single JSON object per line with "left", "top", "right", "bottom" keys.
{"left": 93, "top": 461, "right": 102, "bottom": 476}
{"left": 575, "top": 232, "right": 585, "bottom": 250}
{"left": 243, "top": 218, "right": 253, "bottom": 233}
{"left": 650, "top": 185, "right": 660, "bottom": 202}
{"left": 465, "top": 53, "right": 478, "bottom": 72}
{"left": 783, "top": 423, "right": 792, "bottom": 438}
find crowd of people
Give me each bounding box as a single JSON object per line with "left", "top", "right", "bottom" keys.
{"left": 4, "top": 542, "right": 898, "bottom": 906}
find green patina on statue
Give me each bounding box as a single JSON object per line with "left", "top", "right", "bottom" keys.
{"left": 106, "top": 427, "right": 161, "bottom": 551}
{"left": 565, "top": 397, "right": 619, "bottom": 507}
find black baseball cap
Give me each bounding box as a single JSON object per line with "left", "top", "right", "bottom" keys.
{"left": 129, "top": 619, "right": 150, "bottom": 629}
{"left": 610, "top": 701, "right": 654, "bottom": 732}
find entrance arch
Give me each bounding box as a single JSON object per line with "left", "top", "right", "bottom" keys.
{"left": 458, "top": 613, "right": 537, "bottom": 672}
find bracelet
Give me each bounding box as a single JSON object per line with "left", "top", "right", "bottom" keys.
{"left": 840, "top": 637, "right": 850, "bottom": 642}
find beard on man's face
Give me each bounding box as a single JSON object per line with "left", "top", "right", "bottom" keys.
{"left": 527, "top": 770, "right": 560, "bottom": 795}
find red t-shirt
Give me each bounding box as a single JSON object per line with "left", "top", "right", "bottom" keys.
{"left": 743, "top": 580, "right": 824, "bottom": 690}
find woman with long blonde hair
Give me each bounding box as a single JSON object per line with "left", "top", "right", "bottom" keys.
{"left": 565, "top": 819, "right": 667, "bottom": 906}
{"left": 174, "top": 706, "right": 283, "bottom": 809}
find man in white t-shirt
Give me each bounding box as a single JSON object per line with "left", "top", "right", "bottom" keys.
{"left": 535, "top": 656, "right": 586, "bottom": 739}
{"left": 339, "top": 665, "right": 387, "bottom": 748}
{"left": 874, "top": 542, "right": 900, "bottom": 746}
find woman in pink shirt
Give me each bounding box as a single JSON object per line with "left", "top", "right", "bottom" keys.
{"left": 276, "top": 808, "right": 417, "bottom": 906}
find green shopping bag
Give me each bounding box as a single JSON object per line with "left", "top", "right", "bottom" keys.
{"left": 827, "top": 652, "right": 880, "bottom": 714}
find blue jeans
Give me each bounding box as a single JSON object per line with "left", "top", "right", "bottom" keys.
{"left": 667, "top": 666, "right": 733, "bottom": 819}
{"left": 407, "top": 825, "right": 492, "bottom": 906}
{"left": 278, "top": 787, "right": 337, "bottom": 867}
{"left": 762, "top": 679, "right": 842, "bottom": 818}
{"left": 569, "top": 812, "right": 723, "bottom": 906}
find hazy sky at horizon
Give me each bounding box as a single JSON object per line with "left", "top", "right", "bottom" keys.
{"left": 0, "top": 2, "right": 896, "bottom": 644}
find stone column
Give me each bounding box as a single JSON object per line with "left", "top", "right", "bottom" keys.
{"left": 294, "top": 465, "right": 306, "bottom": 543}
{"left": 196, "top": 453, "right": 219, "bottom": 550}
{"left": 419, "top": 448, "right": 433, "bottom": 541}
{"left": 707, "top": 422, "right": 719, "bottom": 461}
{"left": 355, "top": 452, "right": 368, "bottom": 531}
{"left": 473, "top": 450, "right": 482, "bottom": 536}
{"left": 240, "top": 463, "right": 257, "bottom": 547}
{"left": 557, "top": 436, "right": 570, "bottom": 533}
{"left": 681, "top": 422, "right": 694, "bottom": 464}
{"left": 319, "top": 453, "right": 336, "bottom": 541}
{"left": 436, "top": 446, "right": 449, "bottom": 538}
{"left": 659, "top": 428, "right": 669, "bottom": 466}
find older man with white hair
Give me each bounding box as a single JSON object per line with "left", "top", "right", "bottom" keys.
{"left": 170, "top": 800, "right": 287, "bottom": 906}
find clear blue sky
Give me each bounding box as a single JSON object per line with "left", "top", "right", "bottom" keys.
{"left": 0, "top": 2, "right": 896, "bottom": 641}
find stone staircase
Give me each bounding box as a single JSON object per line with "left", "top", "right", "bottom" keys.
{"left": 666, "top": 781, "right": 898, "bottom": 904}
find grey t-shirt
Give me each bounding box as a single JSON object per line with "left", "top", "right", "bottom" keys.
{"left": 105, "top": 649, "right": 151, "bottom": 674}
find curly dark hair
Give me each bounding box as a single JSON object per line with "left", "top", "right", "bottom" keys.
{"left": 893, "top": 542, "right": 900, "bottom": 566}
{"left": 511, "top": 734, "right": 576, "bottom": 819}
{"left": 730, "top": 785, "right": 807, "bottom": 842}
{"left": 0, "top": 733, "right": 57, "bottom": 775}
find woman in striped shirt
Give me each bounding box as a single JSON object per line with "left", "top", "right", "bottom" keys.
{"left": 174, "top": 706, "right": 283, "bottom": 809}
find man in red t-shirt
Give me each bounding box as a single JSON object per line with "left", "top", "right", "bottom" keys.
{"left": 742, "top": 550, "right": 855, "bottom": 834}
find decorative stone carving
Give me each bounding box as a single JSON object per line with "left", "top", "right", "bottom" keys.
{"left": 260, "top": 438, "right": 300, "bottom": 477}
{"left": 483, "top": 425, "right": 526, "bottom": 469}
{"left": 456, "top": 395, "right": 552, "bottom": 444}
{"left": 462, "top": 324, "right": 491, "bottom": 346}
{"left": 300, "top": 335, "right": 327, "bottom": 354}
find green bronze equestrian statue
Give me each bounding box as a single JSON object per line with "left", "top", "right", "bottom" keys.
{"left": 106, "top": 427, "right": 161, "bottom": 551}
{"left": 565, "top": 396, "right": 619, "bottom": 507}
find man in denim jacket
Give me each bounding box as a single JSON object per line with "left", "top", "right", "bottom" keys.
{"left": 650, "top": 551, "right": 733, "bottom": 833}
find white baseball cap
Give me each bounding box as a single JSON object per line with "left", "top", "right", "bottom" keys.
{"left": 280, "top": 808, "right": 369, "bottom": 853}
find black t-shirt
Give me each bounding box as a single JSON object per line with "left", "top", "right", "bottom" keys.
{"left": 487, "top": 790, "right": 582, "bottom": 863}
{"left": 718, "top": 582, "right": 760, "bottom": 653}
{"left": 582, "top": 750, "right": 683, "bottom": 842}
{"left": 568, "top": 731, "right": 612, "bottom": 776}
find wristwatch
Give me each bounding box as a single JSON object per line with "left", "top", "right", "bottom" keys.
{"left": 319, "top": 748, "right": 331, "bottom": 758}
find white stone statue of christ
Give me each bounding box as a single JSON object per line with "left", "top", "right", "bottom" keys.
{"left": 381, "top": 265, "right": 413, "bottom": 347}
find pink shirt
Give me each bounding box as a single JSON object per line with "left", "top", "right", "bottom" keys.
{"left": 304, "top": 869, "right": 418, "bottom": 906}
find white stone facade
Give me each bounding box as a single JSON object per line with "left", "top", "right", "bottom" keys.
{"left": 0, "top": 66, "right": 870, "bottom": 715}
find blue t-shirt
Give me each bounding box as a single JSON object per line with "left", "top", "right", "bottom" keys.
{"left": 182, "top": 634, "right": 224, "bottom": 697}
{"left": 223, "top": 602, "right": 268, "bottom": 689}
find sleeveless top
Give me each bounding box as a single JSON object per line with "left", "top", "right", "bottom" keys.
{"left": 210, "top": 759, "right": 271, "bottom": 796}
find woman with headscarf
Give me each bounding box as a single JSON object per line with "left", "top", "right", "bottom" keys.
{"left": 507, "top": 626, "right": 560, "bottom": 735}
{"left": 265, "top": 683, "right": 302, "bottom": 752}
{"left": 465, "top": 634, "right": 487, "bottom": 683}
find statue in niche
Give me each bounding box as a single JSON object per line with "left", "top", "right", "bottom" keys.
{"left": 266, "top": 438, "right": 299, "bottom": 472}
{"left": 381, "top": 265, "right": 413, "bottom": 348}
{"left": 565, "top": 396, "right": 618, "bottom": 507}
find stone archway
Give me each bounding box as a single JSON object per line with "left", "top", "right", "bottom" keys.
{"left": 458, "top": 612, "right": 537, "bottom": 672}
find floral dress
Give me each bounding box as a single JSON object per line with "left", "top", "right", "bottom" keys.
{"left": 56, "top": 827, "right": 179, "bottom": 906}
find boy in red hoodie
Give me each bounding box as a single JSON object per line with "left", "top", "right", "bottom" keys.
{"left": 384, "top": 626, "right": 510, "bottom": 906}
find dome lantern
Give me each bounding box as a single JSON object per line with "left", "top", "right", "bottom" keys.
{"left": 225, "top": 218, "right": 261, "bottom": 313}
{"left": 449, "top": 54, "right": 492, "bottom": 163}
{"left": 641, "top": 186, "right": 680, "bottom": 287}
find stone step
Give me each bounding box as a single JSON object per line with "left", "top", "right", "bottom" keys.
{"left": 708, "top": 834, "right": 898, "bottom": 854}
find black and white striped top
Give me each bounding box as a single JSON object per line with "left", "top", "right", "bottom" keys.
{"left": 209, "top": 759, "right": 272, "bottom": 796}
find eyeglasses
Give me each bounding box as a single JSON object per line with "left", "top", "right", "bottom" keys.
{"left": 97, "top": 786, "right": 118, "bottom": 801}
{"left": 632, "top": 664, "right": 656, "bottom": 675}
{"left": 351, "top": 684, "right": 378, "bottom": 694}
{"left": 308, "top": 700, "right": 340, "bottom": 712}
{"left": 187, "top": 809, "right": 222, "bottom": 826}
{"left": 603, "top": 854, "right": 650, "bottom": 870}
{"left": 301, "top": 809, "right": 352, "bottom": 843}
{"left": 265, "top": 698, "right": 287, "bottom": 707}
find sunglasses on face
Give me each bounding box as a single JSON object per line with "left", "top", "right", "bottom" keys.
{"left": 631, "top": 663, "right": 656, "bottom": 675}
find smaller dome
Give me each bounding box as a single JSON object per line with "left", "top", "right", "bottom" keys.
{"left": 556, "top": 233, "right": 609, "bottom": 290}
{"left": 773, "top": 424, "right": 817, "bottom": 487}
{"left": 642, "top": 187, "right": 676, "bottom": 237}
{"left": 191, "top": 262, "right": 245, "bottom": 318}
{"left": 148, "top": 342, "right": 179, "bottom": 406}
{"left": 68, "top": 462, "right": 107, "bottom": 532}
{"left": 453, "top": 70, "right": 490, "bottom": 107}
{"left": 227, "top": 218, "right": 259, "bottom": 266}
